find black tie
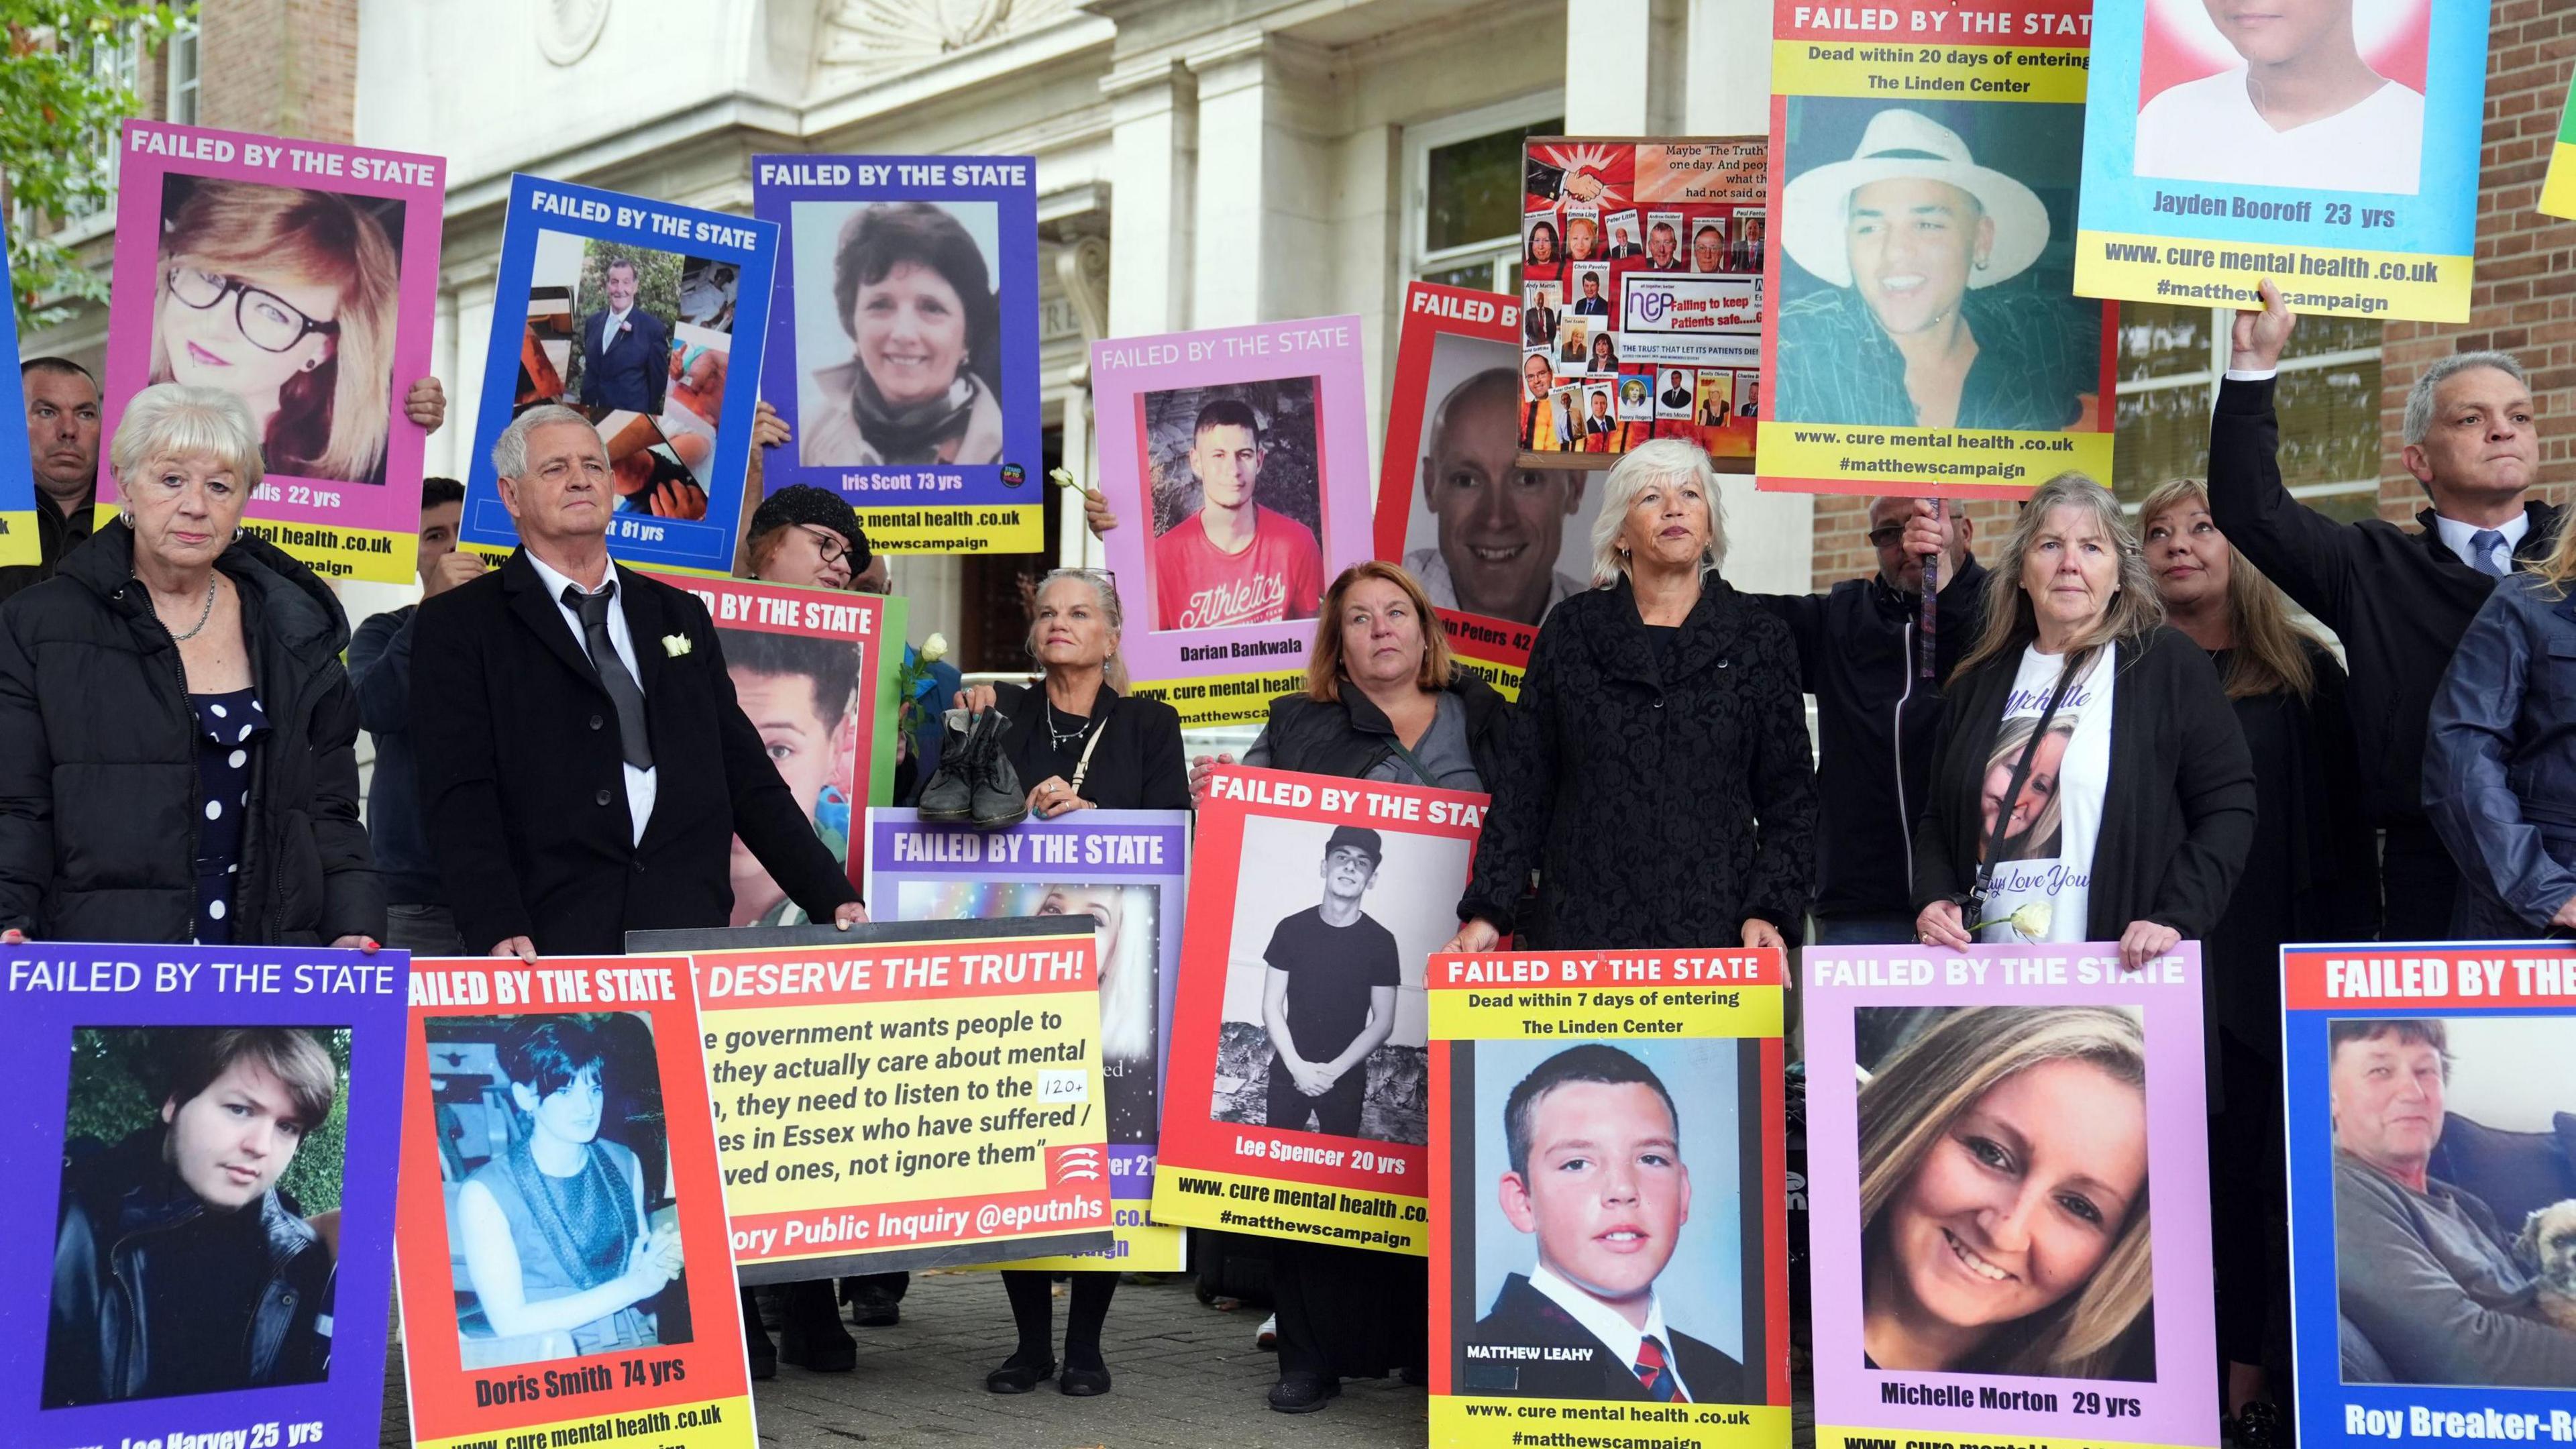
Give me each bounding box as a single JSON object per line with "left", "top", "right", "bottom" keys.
{"left": 564, "top": 582, "right": 652, "bottom": 770}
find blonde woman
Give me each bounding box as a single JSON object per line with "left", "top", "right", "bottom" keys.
{"left": 2139, "top": 477, "right": 2369, "bottom": 1441}
{"left": 2428, "top": 509, "right": 2576, "bottom": 938}
{"left": 1858, "top": 1006, "right": 2152, "bottom": 1380}
{"left": 1911, "top": 473, "right": 2253, "bottom": 968}
{"left": 152, "top": 179, "right": 433, "bottom": 486}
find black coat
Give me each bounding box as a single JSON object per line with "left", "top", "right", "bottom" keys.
{"left": 1912, "top": 626, "right": 2256, "bottom": 941}
{"left": 0, "top": 520, "right": 377, "bottom": 944}
{"left": 1752, "top": 555, "right": 1988, "bottom": 918}
{"left": 994, "top": 681, "right": 1189, "bottom": 810}
{"left": 1459, "top": 577, "right": 1818, "bottom": 947}
{"left": 412, "top": 549, "right": 859, "bottom": 956}
{"left": 1253, "top": 674, "right": 1513, "bottom": 789}
{"left": 1462, "top": 1273, "right": 1746, "bottom": 1403}
{"left": 2209, "top": 374, "right": 2563, "bottom": 828}
{"left": 2426, "top": 574, "right": 2576, "bottom": 934}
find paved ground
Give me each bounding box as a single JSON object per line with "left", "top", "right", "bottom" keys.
{"left": 383, "top": 1271, "right": 1818, "bottom": 1446}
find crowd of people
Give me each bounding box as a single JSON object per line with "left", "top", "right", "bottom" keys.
{"left": 5, "top": 272, "right": 2573, "bottom": 1432}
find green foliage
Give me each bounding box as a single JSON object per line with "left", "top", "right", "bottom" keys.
{"left": 0, "top": 3, "right": 192, "bottom": 334}
{"left": 62, "top": 1026, "right": 354, "bottom": 1215}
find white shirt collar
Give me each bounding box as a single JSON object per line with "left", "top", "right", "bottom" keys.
{"left": 1527, "top": 1265, "right": 1689, "bottom": 1399}
{"left": 606, "top": 303, "right": 632, "bottom": 332}
{"left": 524, "top": 549, "right": 614, "bottom": 607}
{"left": 2432, "top": 511, "right": 2528, "bottom": 570}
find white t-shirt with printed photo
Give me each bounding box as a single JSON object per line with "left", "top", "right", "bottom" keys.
{"left": 1974, "top": 645, "right": 2114, "bottom": 946}
{"left": 2135, "top": 68, "right": 2426, "bottom": 197}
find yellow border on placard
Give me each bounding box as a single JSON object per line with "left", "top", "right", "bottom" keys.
{"left": 1756, "top": 423, "right": 2110, "bottom": 494}
{"left": 237, "top": 517, "right": 415, "bottom": 585}
{"left": 1770, "top": 39, "right": 2090, "bottom": 103}
{"left": 1150, "top": 1164, "right": 1429, "bottom": 1254}
{"left": 856, "top": 502, "right": 1043, "bottom": 553}
{"left": 2540, "top": 140, "right": 2576, "bottom": 220}
{"left": 1818, "top": 1426, "right": 2203, "bottom": 1449}
{"left": 1127, "top": 669, "right": 1309, "bottom": 729}
{"left": 0, "top": 508, "right": 35, "bottom": 569}
{"left": 415, "top": 1394, "right": 756, "bottom": 1449}
{"left": 2074, "top": 229, "right": 2470, "bottom": 323}
{"left": 1435, "top": 1395, "right": 1792, "bottom": 1448}
{"left": 1429, "top": 984, "right": 1784, "bottom": 1040}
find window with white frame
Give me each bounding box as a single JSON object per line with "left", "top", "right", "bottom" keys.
{"left": 168, "top": 18, "right": 200, "bottom": 126}
{"left": 1406, "top": 93, "right": 1565, "bottom": 295}
{"left": 2113, "top": 303, "right": 2383, "bottom": 523}
{"left": 48, "top": 21, "right": 145, "bottom": 225}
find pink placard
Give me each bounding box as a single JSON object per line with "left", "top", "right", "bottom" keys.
{"left": 99, "top": 120, "right": 445, "bottom": 584}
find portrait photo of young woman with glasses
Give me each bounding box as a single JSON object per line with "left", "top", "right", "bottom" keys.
{"left": 149, "top": 176, "right": 407, "bottom": 487}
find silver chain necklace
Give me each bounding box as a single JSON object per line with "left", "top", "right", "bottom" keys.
{"left": 144, "top": 574, "right": 218, "bottom": 643}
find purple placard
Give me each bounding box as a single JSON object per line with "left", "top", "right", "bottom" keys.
{"left": 100, "top": 120, "right": 446, "bottom": 585}
{"left": 865, "top": 809, "right": 1186, "bottom": 1216}
{"left": 0, "top": 942, "right": 408, "bottom": 1448}
{"left": 1089, "top": 319, "right": 1374, "bottom": 727}
{"left": 1804, "top": 943, "right": 2217, "bottom": 1449}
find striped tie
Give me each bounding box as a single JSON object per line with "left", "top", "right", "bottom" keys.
{"left": 1633, "top": 1334, "right": 1688, "bottom": 1402}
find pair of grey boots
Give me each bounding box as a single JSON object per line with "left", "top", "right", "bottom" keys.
{"left": 918, "top": 706, "right": 1027, "bottom": 828}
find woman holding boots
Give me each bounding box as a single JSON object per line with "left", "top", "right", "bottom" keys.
{"left": 945, "top": 568, "right": 1187, "bottom": 1395}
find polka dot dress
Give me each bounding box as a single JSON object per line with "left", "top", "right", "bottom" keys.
{"left": 189, "top": 688, "right": 268, "bottom": 945}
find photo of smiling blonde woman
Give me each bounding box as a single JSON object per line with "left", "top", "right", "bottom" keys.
{"left": 1856, "top": 1005, "right": 2154, "bottom": 1381}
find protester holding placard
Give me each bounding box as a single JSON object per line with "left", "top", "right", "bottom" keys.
{"left": 1911, "top": 475, "right": 2254, "bottom": 967}
{"left": 2212, "top": 284, "right": 2561, "bottom": 936}
{"left": 2139, "top": 476, "right": 2371, "bottom": 1428}
{"left": 2425, "top": 525, "right": 2576, "bottom": 938}
{"left": 0, "top": 358, "right": 103, "bottom": 604}
{"left": 1448, "top": 439, "right": 1815, "bottom": 955}
{"left": 0, "top": 384, "right": 381, "bottom": 948}
{"left": 742, "top": 481, "right": 870, "bottom": 592}
{"left": 1748, "top": 498, "right": 1984, "bottom": 946}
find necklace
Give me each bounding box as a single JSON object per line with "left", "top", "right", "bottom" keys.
{"left": 144, "top": 574, "right": 219, "bottom": 643}
{"left": 1046, "top": 699, "right": 1094, "bottom": 751}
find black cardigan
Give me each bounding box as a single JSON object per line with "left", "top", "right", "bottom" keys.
{"left": 1911, "top": 625, "right": 2256, "bottom": 941}
{"left": 1459, "top": 576, "right": 1818, "bottom": 949}
{"left": 995, "top": 681, "right": 1190, "bottom": 812}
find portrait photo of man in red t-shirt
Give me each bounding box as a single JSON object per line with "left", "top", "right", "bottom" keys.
{"left": 1148, "top": 395, "right": 1326, "bottom": 631}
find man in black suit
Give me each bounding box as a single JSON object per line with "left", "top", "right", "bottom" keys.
{"left": 412, "top": 404, "right": 863, "bottom": 959}
{"left": 1523, "top": 297, "right": 1560, "bottom": 347}
{"left": 578, "top": 257, "right": 671, "bottom": 417}
{"left": 1462, "top": 1044, "right": 1745, "bottom": 1404}
{"left": 2210, "top": 280, "right": 2561, "bottom": 937}
{"left": 1570, "top": 272, "right": 1609, "bottom": 317}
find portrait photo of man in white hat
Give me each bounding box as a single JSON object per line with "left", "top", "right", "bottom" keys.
{"left": 1773, "top": 105, "right": 2100, "bottom": 433}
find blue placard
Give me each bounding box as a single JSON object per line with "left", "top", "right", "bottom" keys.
{"left": 751, "top": 154, "right": 1042, "bottom": 553}
{"left": 0, "top": 942, "right": 408, "bottom": 1448}
{"left": 2076, "top": 0, "right": 2488, "bottom": 321}
{"left": 462, "top": 173, "right": 779, "bottom": 572}
{"left": 2285, "top": 940, "right": 2576, "bottom": 1442}
{"left": 0, "top": 232, "right": 39, "bottom": 568}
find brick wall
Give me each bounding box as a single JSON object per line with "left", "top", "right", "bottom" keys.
{"left": 1806, "top": 494, "right": 2023, "bottom": 595}
{"left": 2377, "top": 0, "right": 2576, "bottom": 521}
{"left": 199, "top": 0, "right": 358, "bottom": 144}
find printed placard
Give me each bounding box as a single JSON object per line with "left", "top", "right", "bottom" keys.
{"left": 644, "top": 574, "right": 903, "bottom": 913}
{"left": 0, "top": 944, "right": 406, "bottom": 1449}
{"left": 395, "top": 955, "right": 755, "bottom": 1449}
{"left": 1760, "top": 3, "right": 2116, "bottom": 498}
{"left": 2547, "top": 79, "right": 2576, "bottom": 221}
{"left": 462, "top": 174, "right": 780, "bottom": 574}
{"left": 1428, "top": 949, "right": 1792, "bottom": 1448}
{"left": 867, "top": 808, "right": 1191, "bottom": 1272}
{"left": 751, "top": 154, "right": 1043, "bottom": 553}
{"left": 1805, "top": 943, "right": 2216, "bottom": 1449}
{"left": 1090, "top": 318, "right": 1375, "bottom": 728}
{"left": 1150, "top": 766, "right": 1489, "bottom": 1252}
{"left": 633, "top": 918, "right": 1113, "bottom": 1277}
{"left": 2077, "top": 0, "right": 2487, "bottom": 321}
{"left": 0, "top": 230, "right": 38, "bottom": 568}
{"left": 1374, "top": 281, "right": 1603, "bottom": 699}
{"left": 100, "top": 120, "right": 446, "bottom": 582}
{"left": 1517, "top": 136, "right": 1767, "bottom": 469}
{"left": 2283, "top": 943, "right": 2576, "bottom": 1441}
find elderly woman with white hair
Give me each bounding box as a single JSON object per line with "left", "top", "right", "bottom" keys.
{"left": 0, "top": 382, "right": 380, "bottom": 947}
{"left": 1911, "top": 472, "right": 2255, "bottom": 968}
{"left": 1447, "top": 438, "right": 1817, "bottom": 952}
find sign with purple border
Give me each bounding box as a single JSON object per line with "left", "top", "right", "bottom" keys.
{"left": 751, "top": 155, "right": 1042, "bottom": 555}
{"left": 101, "top": 121, "right": 446, "bottom": 584}
{"left": 0, "top": 942, "right": 408, "bottom": 1448}
{"left": 1089, "top": 318, "right": 1375, "bottom": 729}
{"left": 1803, "top": 943, "right": 2217, "bottom": 1449}
{"left": 865, "top": 808, "right": 1188, "bottom": 1271}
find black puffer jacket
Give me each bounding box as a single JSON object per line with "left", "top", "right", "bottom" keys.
{"left": 1252, "top": 674, "right": 1513, "bottom": 788}
{"left": 0, "top": 521, "right": 379, "bottom": 943}
{"left": 1458, "top": 576, "right": 1819, "bottom": 948}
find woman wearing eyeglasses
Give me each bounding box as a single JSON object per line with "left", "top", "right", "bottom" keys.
{"left": 741, "top": 484, "right": 871, "bottom": 592}
{"left": 151, "top": 178, "right": 439, "bottom": 488}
